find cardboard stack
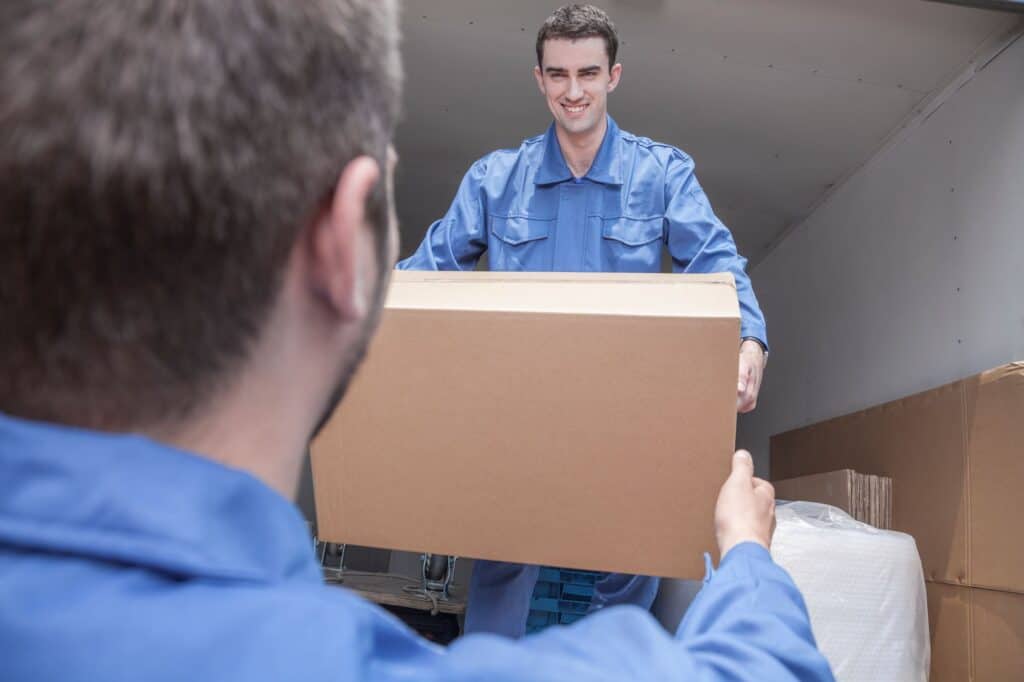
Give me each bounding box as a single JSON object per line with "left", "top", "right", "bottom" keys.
{"left": 771, "top": 363, "right": 1024, "bottom": 682}
{"left": 312, "top": 271, "right": 742, "bottom": 580}
{"left": 773, "top": 469, "right": 892, "bottom": 529}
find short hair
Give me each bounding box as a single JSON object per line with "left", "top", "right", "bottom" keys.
{"left": 536, "top": 4, "right": 619, "bottom": 69}
{"left": 0, "top": 0, "right": 402, "bottom": 430}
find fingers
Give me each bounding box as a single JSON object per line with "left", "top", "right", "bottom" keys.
{"left": 737, "top": 354, "right": 752, "bottom": 392}
{"left": 737, "top": 388, "right": 756, "bottom": 413}
{"left": 751, "top": 477, "right": 775, "bottom": 499}
{"left": 737, "top": 360, "right": 761, "bottom": 414}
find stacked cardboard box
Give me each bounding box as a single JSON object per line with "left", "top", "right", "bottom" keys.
{"left": 773, "top": 469, "right": 892, "bottom": 529}
{"left": 771, "top": 363, "right": 1024, "bottom": 681}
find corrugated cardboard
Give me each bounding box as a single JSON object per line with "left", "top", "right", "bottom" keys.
{"left": 311, "top": 271, "right": 741, "bottom": 580}
{"left": 771, "top": 363, "right": 1024, "bottom": 594}
{"left": 774, "top": 470, "right": 855, "bottom": 512}
{"left": 965, "top": 365, "right": 1024, "bottom": 596}
{"left": 926, "top": 582, "right": 1024, "bottom": 682}
{"left": 773, "top": 469, "right": 892, "bottom": 529}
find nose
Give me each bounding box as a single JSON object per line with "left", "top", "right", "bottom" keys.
{"left": 567, "top": 77, "right": 584, "bottom": 101}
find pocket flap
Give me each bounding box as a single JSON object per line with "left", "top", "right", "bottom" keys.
{"left": 490, "top": 216, "right": 553, "bottom": 246}
{"left": 601, "top": 217, "right": 663, "bottom": 247}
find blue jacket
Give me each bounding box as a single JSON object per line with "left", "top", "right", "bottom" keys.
{"left": 0, "top": 413, "right": 833, "bottom": 680}
{"left": 399, "top": 116, "right": 767, "bottom": 347}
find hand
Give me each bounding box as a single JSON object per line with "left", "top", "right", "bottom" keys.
{"left": 737, "top": 339, "right": 766, "bottom": 414}
{"left": 714, "top": 450, "right": 776, "bottom": 557}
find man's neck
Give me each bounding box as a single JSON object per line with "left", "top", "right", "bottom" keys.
{"left": 555, "top": 115, "right": 608, "bottom": 179}
{"left": 148, "top": 295, "right": 324, "bottom": 502}
{"left": 151, "top": 376, "right": 309, "bottom": 501}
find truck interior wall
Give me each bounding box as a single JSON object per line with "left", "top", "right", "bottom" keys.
{"left": 737, "top": 32, "right": 1024, "bottom": 470}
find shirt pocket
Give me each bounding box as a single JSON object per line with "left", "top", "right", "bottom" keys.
{"left": 600, "top": 217, "right": 664, "bottom": 272}
{"left": 488, "top": 215, "right": 554, "bottom": 271}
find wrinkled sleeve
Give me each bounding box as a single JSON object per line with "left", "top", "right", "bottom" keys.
{"left": 664, "top": 152, "right": 768, "bottom": 348}
{"left": 396, "top": 159, "right": 489, "bottom": 272}
{"left": 363, "top": 543, "right": 834, "bottom": 681}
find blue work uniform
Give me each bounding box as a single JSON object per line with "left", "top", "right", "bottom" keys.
{"left": 0, "top": 413, "right": 833, "bottom": 681}
{"left": 398, "top": 116, "right": 767, "bottom": 637}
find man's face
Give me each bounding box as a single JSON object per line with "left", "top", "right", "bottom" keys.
{"left": 311, "top": 148, "right": 399, "bottom": 438}
{"left": 534, "top": 37, "right": 621, "bottom": 138}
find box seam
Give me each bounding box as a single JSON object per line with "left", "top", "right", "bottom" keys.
{"left": 961, "top": 381, "right": 972, "bottom": 589}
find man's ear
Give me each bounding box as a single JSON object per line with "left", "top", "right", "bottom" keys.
{"left": 534, "top": 65, "right": 546, "bottom": 95}
{"left": 309, "top": 155, "right": 381, "bottom": 321}
{"left": 608, "top": 63, "right": 622, "bottom": 93}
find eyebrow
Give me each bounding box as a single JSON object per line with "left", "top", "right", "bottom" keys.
{"left": 545, "top": 64, "right": 603, "bottom": 75}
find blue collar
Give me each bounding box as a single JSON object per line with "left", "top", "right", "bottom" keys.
{"left": 534, "top": 115, "right": 624, "bottom": 186}
{"left": 0, "top": 412, "right": 318, "bottom": 584}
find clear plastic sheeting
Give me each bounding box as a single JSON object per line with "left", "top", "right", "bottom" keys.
{"left": 771, "top": 501, "right": 930, "bottom": 682}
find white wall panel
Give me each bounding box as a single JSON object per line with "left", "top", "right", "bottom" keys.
{"left": 738, "top": 34, "right": 1024, "bottom": 469}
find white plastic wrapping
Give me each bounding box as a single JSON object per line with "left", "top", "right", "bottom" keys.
{"left": 771, "top": 501, "right": 930, "bottom": 682}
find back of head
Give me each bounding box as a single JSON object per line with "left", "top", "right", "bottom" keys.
{"left": 0, "top": 0, "right": 401, "bottom": 431}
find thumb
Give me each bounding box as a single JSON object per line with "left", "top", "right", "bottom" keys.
{"left": 730, "top": 450, "right": 754, "bottom": 479}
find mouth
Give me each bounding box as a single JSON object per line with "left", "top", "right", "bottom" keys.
{"left": 561, "top": 102, "right": 588, "bottom": 116}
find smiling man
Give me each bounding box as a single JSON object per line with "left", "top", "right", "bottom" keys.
{"left": 400, "top": 4, "right": 770, "bottom": 639}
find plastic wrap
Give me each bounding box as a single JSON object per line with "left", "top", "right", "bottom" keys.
{"left": 771, "top": 501, "right": 930, "bottom": 682}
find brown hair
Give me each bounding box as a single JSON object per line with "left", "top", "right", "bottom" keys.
{"left": 0, "top": 0, "right": 402, "bottom": 429}
{"left": 536, "top": 4, "right": 619, "bottom": 69}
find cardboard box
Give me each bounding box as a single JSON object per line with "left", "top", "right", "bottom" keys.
{"left": 927, "top": 582, "right": 1024, "bottom": 681}
{"left": 774, "top": 470, "right": 855, "bottom": 513}
{"left": 773, "top": 469, "right": 892, "bottom": 529}
{"left": 311, "top": 271, "right": 741, "bottom": 579}
{"left": 771, "top": 363, "right": 1024, "bottom": 594}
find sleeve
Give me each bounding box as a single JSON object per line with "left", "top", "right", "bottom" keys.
{"left": 362, "top": 543, "right": 834, "bottom": 681}
{"left": 671, "top": 542, "right": 835, "bottom": 680}
{"left": 396, "top": 158, "right": 490, "bottom": 272}
{"left": 663, "top": 151, "right": 768, "bottom": 349}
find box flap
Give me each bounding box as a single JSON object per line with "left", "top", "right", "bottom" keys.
{"left": 387, "top": 270, "right": 740, "bottom": 319}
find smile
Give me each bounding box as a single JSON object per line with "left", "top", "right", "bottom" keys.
{"left": 562, "top": 103, "right": 588, "bottom": 114}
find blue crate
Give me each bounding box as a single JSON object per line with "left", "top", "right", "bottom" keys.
{"left": 526, "top": 566, "right": 605, "bottom": 634}
{"left": 529, "top": 597, "right": 561, "bottom": 614}
{"left": 526, "top": 610, "right": 559, "bottom": 631}
{"left": 557, "top": 598, "right": 589, "bottom": 614}
{"left": 560, "top": 583, "right": 594, "bottom": 602}
{"left": 536, "top": 568, "right": 602, "bottom": 587}
{"left": 525, "top": 601, "right": 590, "bottom": 633}
{"left": 531, "top": 581, "right": 561, "bottom": 599}
{"left": 561, "top": 570, "right": 602, "bottom": 586}
{"left": 536, "top": 568, "right": 562, "bottom": 584}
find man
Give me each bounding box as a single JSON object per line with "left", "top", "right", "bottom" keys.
{"left": 399, "top": 4, "right": 769, "bottom": 638}
{"left": 0, "top": 1, "right": 832, "bottom": 680}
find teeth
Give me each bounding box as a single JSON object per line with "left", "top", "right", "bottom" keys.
{"left": 565, "top": 104, "right": 586, "bottom": 113}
